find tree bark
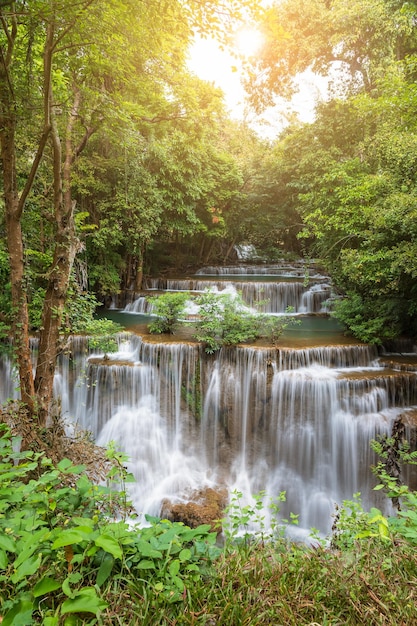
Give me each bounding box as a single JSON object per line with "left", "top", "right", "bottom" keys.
{"left": 34, "top": 69, "right": 82, "bottom": 425}
{"left": 0, "top": 11, "right": 35, "bottom": 410}
{"left": 134, "top": 248, "right": 144, "bottom": 291}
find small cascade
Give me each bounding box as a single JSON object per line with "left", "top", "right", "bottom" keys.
{"left": 195, "top": 263, "right": 326, "bottom": 279}
{"left": 124, "top": 296, "right": 154, "bottom": 315}
{"left": 0, "top": 353, "right": 19, "bottom": 403}
{"left": 277, "top": 345, "right": 380, "bottom": 369}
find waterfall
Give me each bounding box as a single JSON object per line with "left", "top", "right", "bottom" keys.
{"left": 128, "top": 279, "right": 331, "bottom": 315}
{"left": 0, "top": 353, "right": 19, "bottom": 403}
{"left": 124, "top": 296, "right": 154, "bottom": 315}
{"left": 195, "top": 263, "right": 326, "bottom": 278}
{"left": 17, "top": 336, "right": 412, "bottom": 536}
{"left": 2, "top": 261, "right": 416, "bottom": 538}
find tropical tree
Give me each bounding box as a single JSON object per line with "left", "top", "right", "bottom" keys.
{"left": 245, "top": 0, "right": 417, "bottom": 110}
{"left": 0, "top": 0, "right": 263, "bottom": 428}
{"left": 276, "top": 58, "right": 417, "bottom": 342}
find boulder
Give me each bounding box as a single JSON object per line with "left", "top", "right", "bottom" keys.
{"left": 161, "top": 485, "right": 228, "bottom": 531}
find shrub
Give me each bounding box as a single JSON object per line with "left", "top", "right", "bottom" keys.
{"left": 193, "top": 290, "right": 296, "bottom": 353}
{"left": 0, "top": 425, "right": 220, "bottom": 624}
{"left": 147, "top": 292, "right": 190, "bottom": 334}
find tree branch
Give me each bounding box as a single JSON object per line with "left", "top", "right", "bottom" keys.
{"left": 17, "top": 125, "right": 51, "bottom": 218}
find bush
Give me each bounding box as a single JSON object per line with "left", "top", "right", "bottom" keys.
{"left": 332, "top": 292, "right": 402, "bottom": 344}
{"left": 147, "top": 292, "right": 190, "bottom": 334}
{"left": 193, "top": 290, "right": 295, "bottom": 353}
{"left": 0, "top": 425, "right": 220, "bottom": 625}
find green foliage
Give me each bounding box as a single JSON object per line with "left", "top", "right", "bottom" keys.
{"left": 332, "top": 433, "right": 417, "bottom": 550}
{"left": 193, "top": 290, "right": 295, "bottom": 353}
{"left": 0, "top": 425, "right": 221, "bottom": 623}
{"left": 332, "top": 292, "right": 402, "bottom": 344}
{"left": 246, "top": 0, "right": 417, "bottom": 108}
{"left": 147, "top": 292, "right": 190, "bottom": 335}
{"left": 193, "top": 290, "right": 258, "bottom": 353}
{"left": 83, "top": 319, "right": 124, "bottom": 355}
{"left": 60, "top": 284, "right": 123, "bottom": 353}
{"left": 221, "top": 489, "right": 290, "bottom": 547}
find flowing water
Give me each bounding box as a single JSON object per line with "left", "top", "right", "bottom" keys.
{"left": 2, "top": 262, "right": 417, "bottom": 538}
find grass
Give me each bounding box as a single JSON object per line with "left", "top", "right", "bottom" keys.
{"left": 99, "top": 537, "right": 417, "bottom": 625}
{"left": 142, "top": 540, "right": 416, "bottom": 626}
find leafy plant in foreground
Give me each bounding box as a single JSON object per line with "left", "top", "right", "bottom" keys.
{"left": 0, "top": 425, "right": 220, "bottom": 624}
{"left": 220, "top": 489, "right": 292, "bottom": 549}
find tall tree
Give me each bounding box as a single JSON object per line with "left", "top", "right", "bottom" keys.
{"left": 244, "top": 0, "right": 417, "bottom": 110}
{"left": 0, "top": 0, "right": 261, "bottom": 426}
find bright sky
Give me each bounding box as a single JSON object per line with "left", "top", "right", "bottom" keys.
{"left": 188, "top": 33, "right": 328, "bottom": 139}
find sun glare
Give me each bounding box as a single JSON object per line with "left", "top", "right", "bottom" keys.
{"left": 235, "top": 27, "right": 264, "bottom": 57}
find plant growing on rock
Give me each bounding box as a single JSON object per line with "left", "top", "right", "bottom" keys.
{"left": 193, "top": 290, "right": 296, "bottom": 353}
{"left": 147, "top": 292, "right": 190, "bottom": 334}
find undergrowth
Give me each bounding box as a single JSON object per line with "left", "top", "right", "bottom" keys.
{"left": 1, "top": 424, "right": 417, "bottom": 625}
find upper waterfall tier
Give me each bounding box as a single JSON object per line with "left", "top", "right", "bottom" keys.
{"left": 195, "top": 263, "right": 327, "bottom": 278}
{"left": 126, "top": 279, "right": 332, "bottom": 315}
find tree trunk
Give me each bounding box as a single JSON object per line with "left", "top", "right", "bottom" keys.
{"left": 34, "top": 228, "right": 79, "bottom": 424}
{"left": 0, "top": 20, "right": 35, "bottom": 411}
{"left": 134, "top": 248, "right": 144, "bottom": 291}
{"left": 223, "top": 237, "right": 237, "bottom": 263}
{"left": 34, "top": 74, "right": 82, "bottom": 426}
{"left": 203, "top": 239, "right": 215, "bottom": 264}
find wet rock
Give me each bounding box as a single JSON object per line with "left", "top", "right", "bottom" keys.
{"left": 161, "top": 486, "right": 228, "bottom": 531}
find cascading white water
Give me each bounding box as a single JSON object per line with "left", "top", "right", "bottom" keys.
{"left": 0, "top": 353, "right": 19, "bottom": 403}
{"left": 195, "top": 263, "right": 326, "bottom": 278}
{"left": 129, "top": 279, "right": 330, "bottom": 314}
{"left": 124, "top": 296, "right": 154, "bottom": 314}
{"left": 25, "top": 337, "right": 413, "bottom": 535}
{"left": 2, "top": 262, "right": 416, "bottom": 538}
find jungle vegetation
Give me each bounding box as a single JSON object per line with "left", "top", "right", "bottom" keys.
{"left": 1, "top": 2, "right": 417, "bottom": 623}
{"left": 1, "top": 1, "right": 417, "bottom": 427}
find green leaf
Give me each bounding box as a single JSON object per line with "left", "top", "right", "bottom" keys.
{"left": 57, "top": 459, "right": 86, "bottom": 475}
{"left": 2, "top": 598, "right": 34, "bottom": 626}
{"left": 10, "top": 553, "right": 41, "bottom": 584}
{"left": 179, "top": 548, "right": 192, "bottom": 562}
{"left": 0, "top": 548, "right": 8, "bottom": 569}
{"left": 169, "top": 559, "right": 180, "bottom": 577}
{"left": 171, "top": 574, "right": 185, "bottom": 591}
{"left": 136, "top": 559, "right": 156, "bottom": 570}
{"left": 136, "top": 539, "right": 163, "bottom": 559}
{"left": 96, "top": 553, "right": 114, "bottom": 587}
{"left": 0, "top": 534, "right": 16, "bottom": 553}
{"left": 60, "top": 588, "right": 108, "bottom": 616}
{"left": 33, "top": 576, "right": 62, "bottom": 597}
{"left": 43, "top": 617, "right": 59, "bottom": 626}
{"left": 52, "top": 529, "right": 88, "bottom": 549}
{"left": 57, "top": 458, "right": 73, "bottom": 471}
{"left": 94, "top": 534, "right": 123, "bottom": 560}
{"left": 62, "top": 577, "right": 75, "bottom": 599}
